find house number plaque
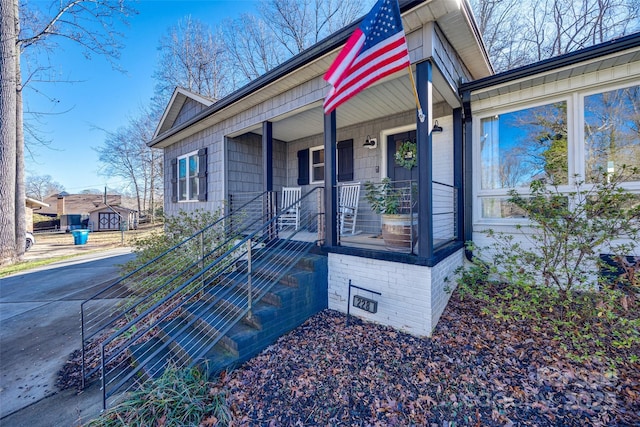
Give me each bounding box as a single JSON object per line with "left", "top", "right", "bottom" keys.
{"left": 352, "top": 294, "right": 378, "bottom": 313}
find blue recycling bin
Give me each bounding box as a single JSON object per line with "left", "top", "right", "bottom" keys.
{"left": 72, "top": 229, "right": 90, "bottom": 245}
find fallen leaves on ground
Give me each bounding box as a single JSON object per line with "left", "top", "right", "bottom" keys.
{"left": 59, "top": 289, "right": 639, "bottom": 426}
{"left": 221, "top": 293, "right": 639, "bottom": 426}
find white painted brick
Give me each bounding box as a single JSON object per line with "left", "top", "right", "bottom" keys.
{"left": 328, "top": 250, "right": 463, "bottom": 336}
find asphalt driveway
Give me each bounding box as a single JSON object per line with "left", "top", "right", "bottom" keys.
{"left": 0, "top": 248, "right": 135, "bottom": 426}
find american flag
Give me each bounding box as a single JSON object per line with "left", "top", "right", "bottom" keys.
{"left": 323, "top": 0, "right": 410, "bottom": 114}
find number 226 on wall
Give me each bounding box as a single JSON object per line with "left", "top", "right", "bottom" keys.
{"left": 352, "top": 295, "right": 378, "bottom": 314}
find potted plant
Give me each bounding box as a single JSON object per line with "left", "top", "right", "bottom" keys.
{"left": 364, "top": 177, "right": 417, "bottom": 252}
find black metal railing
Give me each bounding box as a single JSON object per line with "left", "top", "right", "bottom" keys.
{"left": 337, "top": 179, "right": 459, "bottom": 254}
{"left": 80, "top": 191, "right": 271, "bottom": 386}
{"left": 96, "top": 187, "right": 323, "bottom": 408}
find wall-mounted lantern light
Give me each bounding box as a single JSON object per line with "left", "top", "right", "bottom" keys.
{"left": 363, "top": 135, "right": 377, "bottom": 149}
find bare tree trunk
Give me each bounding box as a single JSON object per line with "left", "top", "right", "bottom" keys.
{"left": 0, "top": 0, "right": 18, "bottom": 264}
{"left": 15, "top": 0, "right": 26, "bottom": 257}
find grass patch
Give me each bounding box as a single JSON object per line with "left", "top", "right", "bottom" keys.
{"left": 86, "top": 366, "right": 230, "bottom": 427}
{"left": 0, "top": 225, "right": 162, "bottom": 278}
{"left": 0, "top": 253, "right": 102, "bottom": 278}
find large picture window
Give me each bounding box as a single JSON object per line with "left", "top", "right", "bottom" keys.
{"left": 178, "top": 152, "right": 199, "bottom": 201}
{"left": 480, "top": 102, "right": 568, "bottom": 190}
{"left": 584, "top": 85, "right": 640, "bottom": 182}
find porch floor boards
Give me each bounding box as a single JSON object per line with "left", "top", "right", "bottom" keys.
{"left": 278, "top": 229, "right": 451, "bottom": 253}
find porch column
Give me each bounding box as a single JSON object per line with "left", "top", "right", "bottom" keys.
{"left": 324, "top": 110, "right": 337, "bottom": 247}
{"left": 462, "top": 92, "right": 474, "bottom": 251}
{"left": 416, "top": 60, "right": 433, "bottom": 259}
{"left": 453, "top": 107, "right": 464, "bottom": 243}
{"left": 262, "top": 121, "right": 273, "bottom": 192}
{"left": 262, "top": 121, "right": 275, "bottom": 239}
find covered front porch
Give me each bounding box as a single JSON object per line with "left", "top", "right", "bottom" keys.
{"left": 226, "top": 61, "right": 463, "bottom": 267}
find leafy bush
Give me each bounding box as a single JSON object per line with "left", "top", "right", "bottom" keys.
{"left": 458, "top": 171, "right": 640, "bottom": 365}
{"left": 488, "top": 171, "right": 640, "bottom": 292}
{"left": 124, "top": 209, "right": 225, "bottom": 269}
{"left": 86, "top": 366, "right": 230, "bottom": 427}
{"left": 117, "top": 208, "right": 230, "bottom": 314}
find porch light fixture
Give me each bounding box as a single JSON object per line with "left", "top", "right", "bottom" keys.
{"left": 363, "top": 135, "right": 377, "bottom": 149}
{"left": 432, "top": 120, "right": 443, "bottom": 133}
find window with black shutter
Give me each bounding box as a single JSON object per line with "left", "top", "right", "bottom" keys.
{"left": 298, "top": 141, "right": 354, "bottom": 185}
{"left": 174, "top": 149, "right": 207, "bottom": 202}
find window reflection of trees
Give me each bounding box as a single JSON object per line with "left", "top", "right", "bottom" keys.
{"left": 585, "top": 85, "right": 640, "bottom": 183}
{"left": 481, "top": 102, "right": 568, "bottom": 190}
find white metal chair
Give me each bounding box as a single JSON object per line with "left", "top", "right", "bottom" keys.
{"left": 338, "top": 182, "right": 360, "bottom": 235}
{"left": 278, "top": 187, "right": 302, "bottom": 230}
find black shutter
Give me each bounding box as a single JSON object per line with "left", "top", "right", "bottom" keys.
{"left": 297, "top": 149, "right": 309, "bottom": 185}
{"left": 170, "top": 158, "right": 178, "bottom": 203}
{"left": 337, "top": 139, "right": 354, "bottom": 182}
{"left": 197, "top": 148, "right": 207, "bottom": 201}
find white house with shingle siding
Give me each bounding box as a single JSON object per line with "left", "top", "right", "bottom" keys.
{"left": 149, "top": 0, "right": 640, "bottom": 335}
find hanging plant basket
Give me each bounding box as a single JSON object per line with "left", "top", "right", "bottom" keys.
{"left": 394, "top": 140, "right": 417, "bottom": 170}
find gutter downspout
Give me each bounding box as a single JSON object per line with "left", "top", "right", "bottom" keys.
{"left": 462, "top": 90, "right": 474, "bottom": 261}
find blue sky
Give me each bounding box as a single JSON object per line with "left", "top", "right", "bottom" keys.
{"left": 23, "top": 0, "right": 259, "bottom": 194}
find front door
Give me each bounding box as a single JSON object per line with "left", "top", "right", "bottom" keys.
{"left": 387, "top": 130, "right": 417, "bottom": 183}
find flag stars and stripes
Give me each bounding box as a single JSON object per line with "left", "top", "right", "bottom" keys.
{"left": 323, "top": 0, "right": 410, "bottom": 113}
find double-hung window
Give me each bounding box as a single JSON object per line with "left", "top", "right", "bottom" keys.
{"left": 310, "top": 146, "right": 325, "bottom": 184}
{"left": 178, "top": 151, "right": 199, "bottom": 202}
{"left": 303, "top": 140, "right": 354, "bottom": 185}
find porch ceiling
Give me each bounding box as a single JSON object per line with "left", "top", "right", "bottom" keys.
{"left": 242, "top": 72, "right": 448, "bottom": 142}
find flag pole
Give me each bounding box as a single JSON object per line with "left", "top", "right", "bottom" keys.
{"left": 407, "top": 65, "right": 425, "bottom": 123}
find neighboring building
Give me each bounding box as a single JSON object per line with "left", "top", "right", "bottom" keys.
{"left": 39, "top": 192, "right": 138, "bottom": 232}
{"left": 148, "top": 0, "right": 640, "bottom": 336}
{"left": 25, "top": 197, "right": 49, "bottom": 232}
{"left": 89, "top": 205, "right": 138, "bottom": 231}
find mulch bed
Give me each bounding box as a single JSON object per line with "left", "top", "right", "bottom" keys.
{"left": 59, "top": 289, "right": 639, "bottom": 426}
{"left": 221, "top": 294, "right": 639, "bottom": 426}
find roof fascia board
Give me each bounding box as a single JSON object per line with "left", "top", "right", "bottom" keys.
{"left": 25, "top": 197, "right": 49, "bottom": 208}
{"left": 153, "top": 88, "right": 185, "bottom": 139}
{"left": 460, "top": 32, "right": 640, "bottom": 94}
{"left": 459, "top": 0, "right": 493, "bottom": 76}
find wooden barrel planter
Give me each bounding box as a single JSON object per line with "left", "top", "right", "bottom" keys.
{"left": 381, "top": 213, "right": 417, "bottom": 252}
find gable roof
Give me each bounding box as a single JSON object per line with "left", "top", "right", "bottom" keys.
{"left": 148, "top": 0, "right": 492, "bottom": 149}
{"left": 153, "top": 87, "right": 216, "bottom": 138}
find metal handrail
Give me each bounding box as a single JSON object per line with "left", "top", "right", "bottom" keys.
{"left": 80, "top": 191, "right": 269, "bottom": 386}
{"left": 96, "top": 187, "right": 323, "bottom": 408}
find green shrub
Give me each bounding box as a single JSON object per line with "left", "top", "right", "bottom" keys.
{"left": 118, "top": 208, "right": 231, "bottom": 315}
{"left": 489, "top": 170, "right": 640, "bottom": 292}
{"left": 458, "top": 170, "right": 640, "bottom": 365}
